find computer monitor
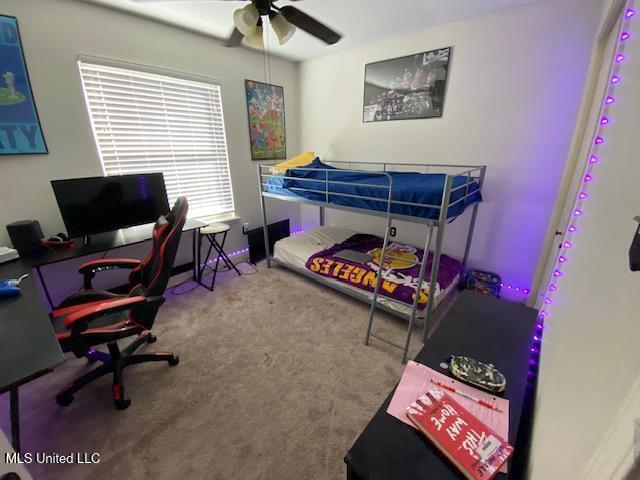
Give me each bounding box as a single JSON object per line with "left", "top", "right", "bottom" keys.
{"left": 51, "top": 173, "right": 170, "bottom": 239}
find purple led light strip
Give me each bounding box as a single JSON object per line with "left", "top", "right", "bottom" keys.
{"left": 499, "top": 282, "right": 530, "bottom": 295}
{"left": 531, "top": 3, "right": 636, "bottom": 371}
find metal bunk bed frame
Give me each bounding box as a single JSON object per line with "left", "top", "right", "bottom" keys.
{"left": 257, "top": 161, "right": 487, "bottom": 363}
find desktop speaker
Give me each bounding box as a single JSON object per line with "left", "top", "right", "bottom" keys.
{"left": 6, "top": 219, "right": 44, "bottom": 254}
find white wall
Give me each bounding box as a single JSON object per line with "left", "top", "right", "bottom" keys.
{"left": 298, "top": 0, "right": 603, "bottom": 301}
{"left": 0, "top": 0, "right": 301, "bottom": 250}
{"left": 531, "top": 1, "right": 640, "bottom": 477}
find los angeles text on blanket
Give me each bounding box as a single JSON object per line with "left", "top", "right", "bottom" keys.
{"left": 305, "top": 234, "right": 462, "bottom": 309}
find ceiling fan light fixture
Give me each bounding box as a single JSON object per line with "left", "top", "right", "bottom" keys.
{"left": 233, "top": 3, "right": 259, "bottom": 37}
{"left": 270, "top": 13, "right": 296, "bottom": 45}
{"left": 242, "top": 24, "right": 264, "bottom": 50}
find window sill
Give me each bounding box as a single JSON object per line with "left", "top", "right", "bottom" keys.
{"left": 194, "top": 212, "right": 241, "bottom": 225}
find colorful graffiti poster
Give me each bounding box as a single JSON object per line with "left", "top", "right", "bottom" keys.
{"left": 245, "top": 80, "right": 286, "bottom": 160}
{"left": 0, "top": 15, "right": 47, "bottom": 155}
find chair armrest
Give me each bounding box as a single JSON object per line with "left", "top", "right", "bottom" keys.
{"left": 63, "top": 295, "right": 159, "bottom": 330}
{"left": 78, "top": 258, "right": 142, "bottom": 290}
{"left": 79, "top": 258, "right": 141, "bottom": 274}
{"left": 57, "top": 290, "right": 125, "bottom": 309}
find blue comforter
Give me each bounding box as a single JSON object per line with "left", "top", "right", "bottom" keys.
{"left": 274, "top": 159, "right": 482, "bottom": 220}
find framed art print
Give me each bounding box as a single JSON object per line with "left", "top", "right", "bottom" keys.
{"left": 0, "top": 15, "right": 47, "bottom": 155}
{"left": 245, "top": 79, "right": 286, "bottom": 160}
{"left": 363, "top": 47, "right": 452, "bottom": 122}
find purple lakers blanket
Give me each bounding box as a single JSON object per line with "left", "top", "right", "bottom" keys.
{"left": 305, "top": 234, "right": 462, "bottom": 310}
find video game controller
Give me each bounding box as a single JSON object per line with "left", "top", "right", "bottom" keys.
{"left": 0, "top": 274, "right": 29, "bottom": 298}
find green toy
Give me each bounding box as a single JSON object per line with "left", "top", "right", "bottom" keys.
{"left": 446, "top": 355, "right": 506, "bottom": 394}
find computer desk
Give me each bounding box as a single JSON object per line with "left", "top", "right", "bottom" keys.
{"left": 0, "top": 219, "right": 206, "bottom": 452}
{"left": 24, "top": 219, "right": 206, "bottom": 309}
{"left": 0, "top": 258, "right": 63, "bottom": 454}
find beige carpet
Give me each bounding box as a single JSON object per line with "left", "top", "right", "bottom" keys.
{"left": 1, "top": 262, "right": 450, "bottom": 480}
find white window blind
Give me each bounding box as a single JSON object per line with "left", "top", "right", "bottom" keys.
{"left": 78, "top": 60, "right": 234, "bottom": 219}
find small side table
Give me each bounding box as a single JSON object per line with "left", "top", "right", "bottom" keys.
{"left": 197, "top": 223, "right": 241, "bottom": 291}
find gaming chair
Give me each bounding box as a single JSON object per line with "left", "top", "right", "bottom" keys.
{"left": 50, "top": 197, "right": 188, "bottom": 409}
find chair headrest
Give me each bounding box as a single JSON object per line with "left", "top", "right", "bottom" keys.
{"left": 167, "top": 197, "right": 188, "bottom": 223}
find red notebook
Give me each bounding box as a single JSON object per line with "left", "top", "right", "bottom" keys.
{"left": 406, "top": 388, "right": 513, "bottom": 480}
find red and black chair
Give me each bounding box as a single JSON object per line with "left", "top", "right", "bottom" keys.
{"left": 50, "top": 197, "right": 188, "bottom": 409}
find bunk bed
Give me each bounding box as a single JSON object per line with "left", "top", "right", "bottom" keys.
{"left": 258, "top": 159, "right": 487, "bottom": 363}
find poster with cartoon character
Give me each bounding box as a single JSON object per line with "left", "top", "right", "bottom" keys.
{"left": 245, "top": 79, "right": 286, "bottom": 160}
{"left": 0, "top": 15, "right": 47, "bottom": 155}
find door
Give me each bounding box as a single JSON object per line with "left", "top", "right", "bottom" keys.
{"left": 532, "top": 7, "right": 624, "bottom": 309}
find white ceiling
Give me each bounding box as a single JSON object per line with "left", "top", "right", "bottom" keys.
{"left": 80, "top": 0, "right": 543, "bottom": 61}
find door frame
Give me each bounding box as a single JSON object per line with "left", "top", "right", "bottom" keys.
{"left": 529, "top": 0, "right": 629, "bottom": 307}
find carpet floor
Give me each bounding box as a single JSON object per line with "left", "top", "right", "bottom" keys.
{"left": 1, "top": 262, "right": 451, "bottom": 480}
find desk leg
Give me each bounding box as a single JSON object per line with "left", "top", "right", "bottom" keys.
{"left": 197, "top": 230, "right": 202, "bottom": 279}
{"left": 35, "top": 266, "right": 54, "bottom": 310}
{"left": 192, "top": 230, "right": 198, "bottom": 281}
{"left": 10, "top": 388, "right": 20, "bottom": 454}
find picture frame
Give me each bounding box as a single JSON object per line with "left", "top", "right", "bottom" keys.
{"left": 245, "top": 79, "right": 286, "bottom": 161}
{"left": 363, "top": 47, "right": 452, "bottom": 123}
{"left": 0, "top": 14, "right": 48, "bottom": 155}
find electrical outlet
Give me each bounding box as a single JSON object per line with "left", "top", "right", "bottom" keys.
{"left": 390, "top": 227, "right": 397, "bottom": 237}
{"left": 242, "top": 222, "right": 250, "bottom": 235}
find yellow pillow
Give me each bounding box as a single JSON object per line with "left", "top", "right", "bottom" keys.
{"left": 273, "top": 151, "right": 316, "bottom": 174}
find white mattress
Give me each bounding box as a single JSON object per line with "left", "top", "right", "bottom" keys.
{"left": 273, "top": 227, "right": 459, "bottom": 318}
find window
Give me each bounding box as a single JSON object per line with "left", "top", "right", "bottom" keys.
{"left": 78, "top": 59, "right": 234, "bottom": 219}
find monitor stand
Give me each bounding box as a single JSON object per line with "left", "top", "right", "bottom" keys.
{"left": 81, "top": 230, "right": 118, "bottom": 247}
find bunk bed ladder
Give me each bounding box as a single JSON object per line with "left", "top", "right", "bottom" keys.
{"left": 365, "top": 176, "right": 453, "bottom": 363}
{"left": 364, "top": 219, "right": 435, "bottom": 363}
{"left": 404, "top": 222, "right": 436, "bottom": 362}
{"left": 364, "top": 174, "right": 395, "bottom": 353}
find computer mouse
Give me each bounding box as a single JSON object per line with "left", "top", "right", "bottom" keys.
{"left": 0, "top": 282, "right": 21, "bottom": 298}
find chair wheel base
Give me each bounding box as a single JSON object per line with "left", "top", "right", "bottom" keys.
{"left": 56, "top": 335, "right": 178, "bottom": 410}
{"left": 56, "top": 394, "right": 74, "bottom": 407}
{"left": 114, "top": 398, "right": 131, "bottom": 410}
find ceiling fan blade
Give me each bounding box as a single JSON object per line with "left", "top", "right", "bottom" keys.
{"left": 279, "top": 5, "right": 341, "bottom": 45}
{"left": 226, "top": 27, "right": 244, "bottom": 47}
{"left": 132, "top": 0, "right": 245, "bottom": 3}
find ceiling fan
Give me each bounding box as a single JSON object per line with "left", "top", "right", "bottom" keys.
{"left": 132, "top": 0, "right": 342, "bottom": 49}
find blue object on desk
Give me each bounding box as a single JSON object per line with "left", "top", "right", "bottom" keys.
{"left": 0, "top": 275, "right": 29, "bottom": 298}
{"left": 0, "top": 283, "right": 21, "bottom": 298}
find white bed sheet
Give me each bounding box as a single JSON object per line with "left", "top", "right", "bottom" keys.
{"left": 273, "top": 227, "right": 459, "bottom": 318}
